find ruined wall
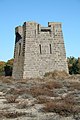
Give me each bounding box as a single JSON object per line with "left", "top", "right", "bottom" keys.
{"left": 12, "top": 21, "right": 68, "bottom": 79}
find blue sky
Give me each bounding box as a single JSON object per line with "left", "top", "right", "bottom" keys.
{"left": 0, "top": 0, "right": 80, "bottom": 61}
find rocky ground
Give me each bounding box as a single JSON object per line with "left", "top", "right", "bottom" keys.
{"left": 0, "top": 71, "right": 80, "bottom": 120}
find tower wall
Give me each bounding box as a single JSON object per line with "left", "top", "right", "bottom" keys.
{"left": 12, "top": 26, "right": 24, "bottom": 79}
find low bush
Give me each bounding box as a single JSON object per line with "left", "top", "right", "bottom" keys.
{"left": 43, "top": 94, "right": 80, "bottom": 116}
{"left": 2, "top": 111, "right": 26, "bottom": 118}
{"left": 5, "top": 95, "right": 18, "bottom": 103}
{"left": 45, "top": 81, "right": 62, "bottom": 89}
{"left": 44, "top": 70, "right": 68, "bottom": 79}
{"left": 6, "top": 88, "right": 29, "bottom": 95}
{"left": 43, "top": 101, "right": 80, "bottom": 116}
{"left": 37, "top": 95, "right": 54, "bottom": 104}
{"left": 16, "top": 101, "right": 28, "bottom": 109}
{"left": 69, "top": 82, "right": 80, "bottom": 90}
{"left": 29, "top": 86, "right": 54, "bottom": 97}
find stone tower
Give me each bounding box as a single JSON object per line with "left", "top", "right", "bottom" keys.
{"left": 12, "top": 21, "right": 68, "bottom": 79}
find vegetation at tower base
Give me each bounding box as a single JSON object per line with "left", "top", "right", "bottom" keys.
{"left": 4, "top": 58, "right": 14, "bottom": 76}
{"left": 68, "top": 57, "right": 80, "bottom": 74}
{"left": 0, "top": 58, "right": 14, "bottom": 76}
{"left": 0, "top": 61, "right": 5, "bottom": 76}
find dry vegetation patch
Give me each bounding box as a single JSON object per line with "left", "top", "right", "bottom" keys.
{"left": 37, "top": 95, "right": 55, "bottom": 104}
{"left": 43, "top": 94, "right": 80, "bottom": 116}
{"left": 6, "top": 86, "right": 56, "bottom": 98}
{"left": 0, "top": 76, "right": 13, "bottom": 83}
{"left": 5, "top": 95, "right": 18, "bottom": 103}
{"left": 16, "top": 101, "right": 28, "bottom": 109}
{"left": 69, "top": 82, "right": 80, "bottom": 90}
{"left": 45, "top": 81, "right": 62, "bottom": 89}
{"left": 43, "top": 101, "right": 80, "bottom": 116}
{"left": 16, "top": 79, "right": 28, "bottom": 84}
{"left": 6, "top": 88, "right": 29, "bottom": 95}
{"left": 0, "top": 111, "right": 26, "bottom": 118}
{"left": 44, "top": 70, "right": 68, "bottom": 79}
{"left": 29, "top": 86, "right": 55, "bottom": 97}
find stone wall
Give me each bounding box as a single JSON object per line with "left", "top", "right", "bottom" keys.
{"left": 12, "top": 21, "right": 68, "bottom": 79}
{"left": 12, "top": 26, "right": 24, "bottom": 79}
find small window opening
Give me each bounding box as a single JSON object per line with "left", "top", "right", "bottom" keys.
{"left": 39, "top": 44, "right": 42, "bottom": 54}
{"left": 37, "top": 24, "right": 39, "bottom": 34}
{"left": 50, "top": 44, "right": 52, "bottom": 54}
{"left": 19, "top": 43, "right": 21, "bottom": 56}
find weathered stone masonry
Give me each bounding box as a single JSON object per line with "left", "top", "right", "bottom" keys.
{"left": 12, "top": 21, "right": 68, "bottom": 79}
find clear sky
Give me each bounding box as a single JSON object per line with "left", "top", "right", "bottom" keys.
{"left": 0, "top": 0, "right": 80, "bottom": 61}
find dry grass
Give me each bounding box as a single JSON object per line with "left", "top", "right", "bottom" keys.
{"left": 61, "top": 94, "right": 76, "bottom": 105}
{"left": 69, "top": 82, "right": 80, "bottom": 90}
{"left": 43, "top": 95, "right": 79, "bottom": 116}
{"left": 16, "top": 79, "right": 28, "bottom": 84}
{"left": 6, "top": 87, "right": 55, "bottom": 97}
{"left": 0, "top": 111, "right": 26, "bottom": 118}
{"left": 37, "top": 93, "right": 76, "bottom": 105}
{"left": 0, "top": 76, "right": 13, "bottom": 84}
{"left": 45, "top": 81, "right": 62, "bottom": 89}
{"left": 37, "top": 95, "right": 54, "bottom": 104}
{"left": 6, "top": 88, "right": 29, "bottom": 95}
{"left": 0, "top": 74, "right": 80, "bottom": 118}
{"left": 5, "top": 95, "right": 18, "bottom": 103}
{"left": 6, "top": 80, "right": 62, "bottom": 98}
{"left": 43, "top": 94, "right": 80, "bottom": 116}
{"left": 16, "top": 101, "right": 28, "bottom": 109}
{"left": 29, "top": 86, "right": 54, "bottom": 97}
{"left": 7, "top": 86, "right": 55, "bottom": 97}
{"left": 44, "top": 70, "right": 68, "bottom": 79}
{"left": 43, "top": 101, "right": 80, "bottom": 116}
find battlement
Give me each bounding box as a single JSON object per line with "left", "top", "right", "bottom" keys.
{"left": 15, "top": 21, "right": 62, "bottom": 32}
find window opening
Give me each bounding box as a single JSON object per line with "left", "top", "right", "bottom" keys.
{"left": 50, "top": 44, "right": 52, "bottom": 54}
{"left": 39, "top": 44, "right": 42, "bottom": 54}
{"left": 19, "top": 43, "right": 21, "bottom": 56}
